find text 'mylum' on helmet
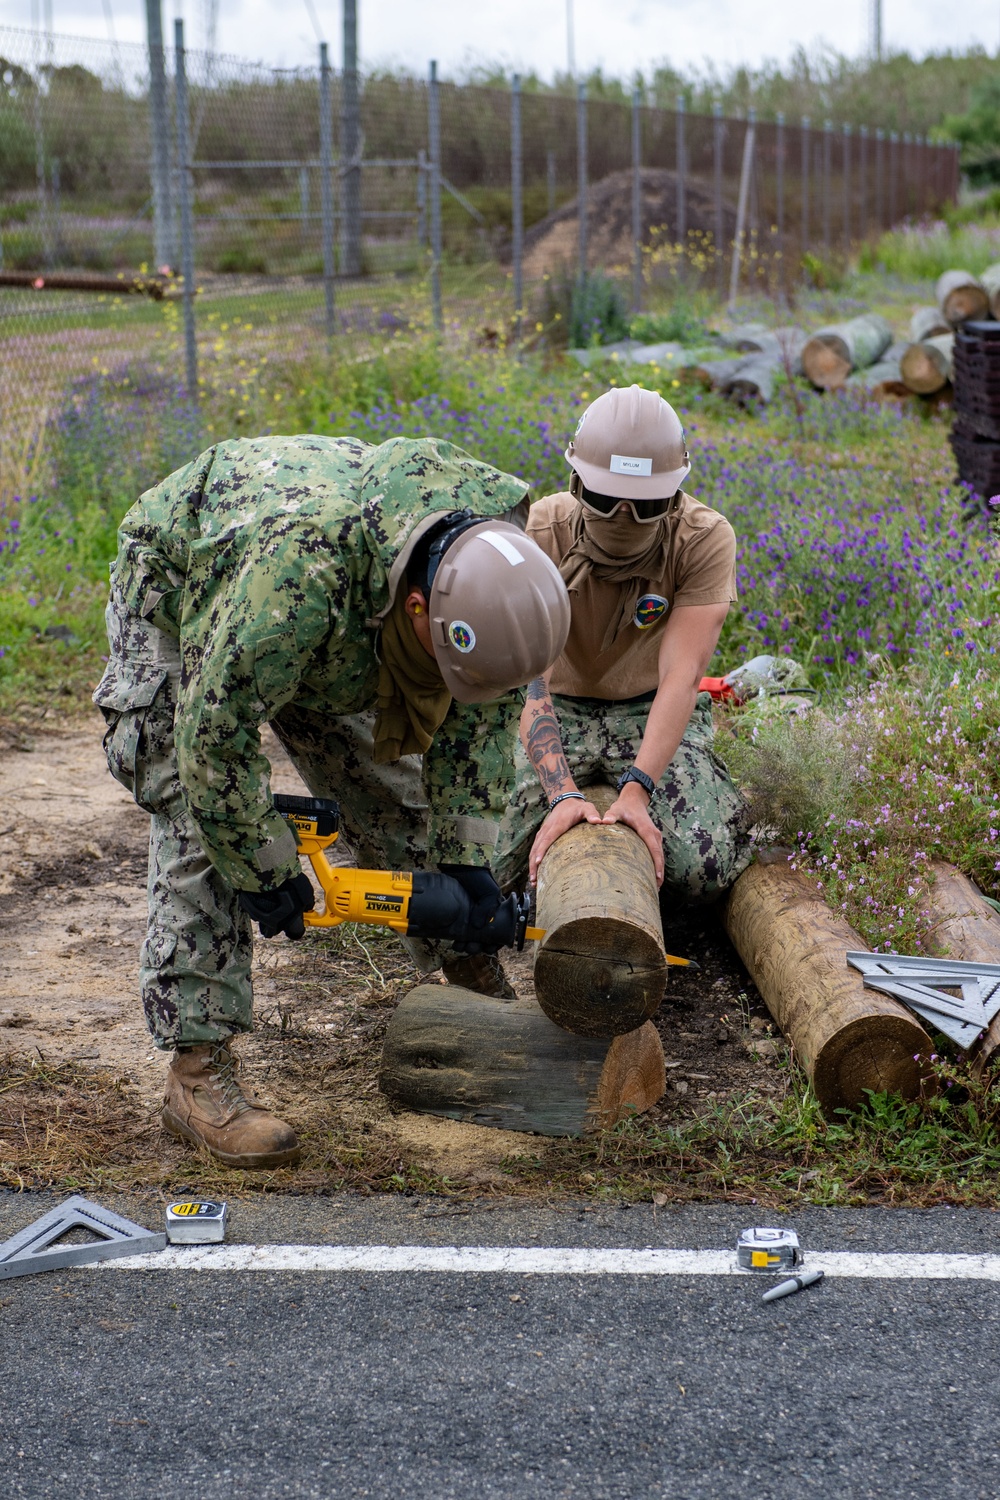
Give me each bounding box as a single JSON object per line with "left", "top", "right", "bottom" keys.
{"left": 429, "top": 521, "right": 571, "bottom": 703}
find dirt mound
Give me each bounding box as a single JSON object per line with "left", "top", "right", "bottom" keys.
{"left": 523, "top": 168, "right": 737, "bottom": 282}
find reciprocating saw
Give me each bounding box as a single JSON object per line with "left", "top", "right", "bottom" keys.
{"left": 273, "top": 794, "right": 544, "bottom": 953}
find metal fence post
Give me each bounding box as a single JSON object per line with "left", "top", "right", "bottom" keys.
{"left": 858, "top": 125, "right": 867, "bottom": 241}
{"left": 511, "top": 73, "right": 523, "bottom": 336}
{"left": 842, "top": 123, "right": 850, "bottom": 250}
{"left": 632, "top": 83, "right": 642, "bottom": 312}
{"left": 822, "top": 119, "right": 832, "bottom": 258}
{"left": 416, "top": 148, "right": 427, "bottom": 245}
{"left": 713, "top": 101, "right": 724, "bottom": 290}
{"left": 145, "top": 0, "right": 174, "bottom": 270}
{"left": 676, "top": 93, "right": 686, "bottom": 254}
{"left": 888, "top": 130, "right": 897, "bottom": 225}
{"left": 173, "top": 19, "right": 197, "bottom": 402}
{"left": 299, "top": 165, "right": 310, "bottom": 247}
{"left": 801, "top": 114, "right": 810, "bottom": 258}
{"left": 341, "top": 0, "right": 362, "bottom": 278}
{"left": 429, "top": 59, "right": 443, "bottom": 332}
{"left": 729, "top": 108, "right": 755, "bottom": 306}
{"left": 577, "top": 81, "right": 587, "bottom": 282}
{"left": 775, "top": 110, "right": 785, "bottom": 279}
{"left": 319, "top": 42, "right": 336, "bottom": 343}
{"left": 875, "top": 128, "right": 884, "bottom": 229}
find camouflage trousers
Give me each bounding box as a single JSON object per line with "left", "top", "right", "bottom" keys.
{"left": 95, "top": 594, "right": 438, "bottom": 1051}
{"left": 493, "top": 692, "right": 752, "bottom": 903}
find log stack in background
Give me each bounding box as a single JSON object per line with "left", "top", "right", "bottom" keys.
{"left": 801, "top": 314, "right": 893, "bottom": 390}
{"left": 936, "top": 269, "right": 989, "bottom": 327}
{"left": 950, "top": 319, "right": 1000, "bottom": 499}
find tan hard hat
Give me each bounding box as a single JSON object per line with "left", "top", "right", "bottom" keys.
{"left": 429, "top": 521, "right": 571, "bottom": 703}
{"left": 566, "top": 384, "right": 690, "bottom": 499}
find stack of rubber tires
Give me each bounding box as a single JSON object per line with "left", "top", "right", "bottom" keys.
{"left": 951, "top": 321, "right": 1000, "bottom": 502}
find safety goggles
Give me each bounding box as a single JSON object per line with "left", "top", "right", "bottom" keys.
{"left": 571, "top": 474, "right": 679, "bottom": 524}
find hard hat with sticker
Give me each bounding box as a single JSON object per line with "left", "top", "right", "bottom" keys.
{"left": 449, "top": 620, "right": 476, "bottom": 653}
{"left": 634, "top": 593, "right": 669, "bottom": 629}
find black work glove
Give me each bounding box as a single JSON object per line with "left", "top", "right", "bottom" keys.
{"left": 239, "top": 872, "right": 315, "bottom": 940}
{"left": 407, "top": 865, "right": 524, "bottom": 954}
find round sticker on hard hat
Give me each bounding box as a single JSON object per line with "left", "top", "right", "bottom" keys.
{"left": 449, "top": 620, "right": 476, "bottom": 653}
{"left": 634, "top": 594, "right": 669, "bottom": 629}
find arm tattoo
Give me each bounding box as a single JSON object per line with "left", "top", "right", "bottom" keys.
{"left": 525, "top": 709, "right": 573, "bottom": 800}
{"left": 526, "top": 676, "right": 548, "bottom": 701}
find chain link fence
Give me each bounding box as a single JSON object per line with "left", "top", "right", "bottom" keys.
{"left": 0, "top": 21, "right": 960, "bottom": 487}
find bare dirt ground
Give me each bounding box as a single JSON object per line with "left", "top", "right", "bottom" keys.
{"left": 0, "top": 713, "right": 779, "bottom": 1197}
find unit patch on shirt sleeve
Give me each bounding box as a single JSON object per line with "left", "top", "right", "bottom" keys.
{"left": 634, "top": 593, "right": 670, "bottom": 629}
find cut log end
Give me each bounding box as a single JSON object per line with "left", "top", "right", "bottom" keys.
{"left": 534, "top": 915, "right": 667, "bottom": 1038}
{"left": 812, "top": 1012, "right": 931, "bottom": 1113}
{"left": 802, "top": 336, "right": 851, "bottom": 389}
{"left": 942, "top": 288, "right": 989, "bottom": 326}
{"left": 378, "top": 984, "right": 665, "bottom": 1135}
{"left": 899, "top": 344, "right": 948, "bottom": 394}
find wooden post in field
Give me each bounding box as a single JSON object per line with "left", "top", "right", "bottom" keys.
{"left": 380, "top": 985, "right": 666, "bottom": 1135}
{"left": 724, "top": 854, "right": 932, "bottom": 1113}
{"left": 533, "top": 785, "right": 668, "bottom": 1039}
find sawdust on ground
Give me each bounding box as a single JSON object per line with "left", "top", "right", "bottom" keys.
{"left": 0, "top": 712, "right": 779, "bottom": 1196}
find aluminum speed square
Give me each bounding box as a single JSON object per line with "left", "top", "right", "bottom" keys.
{"left": 0, "top": 1195, "right": 166, "bottom": 1280}
{"left": 846, "top": 952, "right": 1000, "bottom": 1048}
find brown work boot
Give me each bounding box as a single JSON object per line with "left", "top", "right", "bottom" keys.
{"left": 442, "top": 951, "right": 517, "bottom": 999}
{"left": 163, "top": 1041, "right": 300, "bottom": 1168}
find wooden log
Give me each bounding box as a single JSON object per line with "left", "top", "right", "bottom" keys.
{"left": 923, "top": 862, "right": 1000, "bottom": 1072}
{"left": 723, "top": 854, "right": 932, "bottom": 1113}
{"left": 533, "top": 784, "right": 668, "bottom": 1038}
{"left": 379, "top": 984, "right": 666, "bottom": 1135}
{"left": 692, "top": 355, "right": 752, "bottom": 390}
{"left": 845, "top": 357, "right": 908, "bottom": 399}
{"left": 0, "top": 269, "right": 170, "bottom": 299}
{"left": 801, "top": 314, "right": 893, "bottom": 390}
{"left": 909, "top": 305, "right": 951, "bottom": 343}
{"left": 723, "top": 354, "right": 779, "bottom": 405}
{"left": 936, "top": 269, "right": 989, "bottom": 327}
{"left": 899, "top": 333, "right": 954, "bottom": 395}
{"left": 980, "top": 262, "right": 1000, "bottom": 320}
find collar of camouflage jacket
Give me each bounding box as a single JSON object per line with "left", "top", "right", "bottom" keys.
{"left": 359, "top": 437, "right": 530, "bottom": 626}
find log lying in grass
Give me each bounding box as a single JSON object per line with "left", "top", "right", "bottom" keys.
{"left": 723, "top": 853, "right": 932, "bottom": 1112}
{"left": 693, "top": 355, "right": 752, "bottom": 390}
{"left": 722, "top": 355, "right": 780, "bottom": 404}
{"left": 379, "top": 984, "right": 665, "bottom": 1135}
{"left": 533, "top": 784, "right": 668, "bottom": 1038}
{"left": 924, "top": 862, "right": 1000, "bottom": 1073}
{"left": 936, "top": 269, "right": 989, "bottom": 326}
{"left": 900, "top": 333, "right": 954, "bottom": 395}
{"left": 845, "top": 358, "right": 908, "bottom": 398}
{"left": 801, "top": 314, "right": 893, "bottom": 390}
{"left": 0, "top": 269, "right": 171, "bottom": 299}
{"left": 909, "top": 305, "right": 951, "bottom": 343}
{"left": 980, "top": 262, "right": 1000, "bottom": 320}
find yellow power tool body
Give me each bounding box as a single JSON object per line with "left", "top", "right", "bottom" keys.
{"left": 274, "top": 794, "right": 544, "bottom": 949}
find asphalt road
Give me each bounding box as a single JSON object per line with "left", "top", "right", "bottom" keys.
{"left": 2, "top": 1194, "right": 999, "bottom": 1499}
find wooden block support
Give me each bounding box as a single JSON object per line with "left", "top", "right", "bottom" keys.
{"left": 533, "top": 785, "right": 668, "bottom": 1038}
{"left": 924, "top": 862, "right": 1000, "bottom": 1072}
{"left": 379, "top": 984, "right": 666, "bottom": 1136}
{"left": 724, "top": 854, "right": 932, "bottom": 1113}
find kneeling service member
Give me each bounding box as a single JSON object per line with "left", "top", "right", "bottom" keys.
{"left": 494, "top": 385, "right": 751, "bottom": 900}
{"left": 94, "top": 435, "right": 569, "bottom": 1168}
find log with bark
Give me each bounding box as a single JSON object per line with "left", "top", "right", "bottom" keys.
{"left": 923, "top": 862, "right": 1000, "bottom": 1073}
{"left": 692, "top": 355, "right": 752, "bottom": 391}
{"left": 533, "top": 784, "right": 668, "bottom": 1038}
{"left": 723, "top": 852, "right": 933, "bottom": 1112}
{"left": 0, "top": 269, "right": 171, "bottom": 298}
{"left": 979, "top": 262, "right": 1000, "bottom": 320}
{"left": 899, "top": 333, "right": 954, "bottom": 395}
{"left": 379, "top": 984, "right": 666, "bottom": 1135}
{"left": 845, "top": 358, "right": 908, "bottom": 398}
{"left": 909, "top": 305, "right": 951, "bottom": 343}
{"left": 722, "top": 355, "right": 779, "bottom": 405}
{"left": 801, "top": 314, "right": 893, "bottom": 390}
{"left": 936, "top": 269, "right": 989, "bottom": 327}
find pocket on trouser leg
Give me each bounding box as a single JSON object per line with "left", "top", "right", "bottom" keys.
{"left": 101, "top": 708, "right": 144, "bottom": 800}
{"left": 100, "top": 680, "right": 174, "bottom": 814}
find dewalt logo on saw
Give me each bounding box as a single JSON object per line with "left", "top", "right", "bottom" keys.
{"left": 364, "top": 894, "right": 404, "bottom": 913}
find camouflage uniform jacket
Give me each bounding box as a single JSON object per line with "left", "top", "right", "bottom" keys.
{"left": 95, "top": 434, "right": 529, "bottom": 892}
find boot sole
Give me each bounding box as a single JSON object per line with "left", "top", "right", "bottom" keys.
{"left": 163, "top": 1108, "right": 302, "bottom": 1169}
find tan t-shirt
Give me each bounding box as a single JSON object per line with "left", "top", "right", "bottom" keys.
{"left": 528, "top": 490, "right": 737, "bottom": 699}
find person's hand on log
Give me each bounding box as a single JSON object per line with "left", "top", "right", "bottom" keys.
{"left": 600, "top": 783, "right": 665, "bottom": 886}
{"left": 528, "top": 794, "right": 603, "bottom": 885}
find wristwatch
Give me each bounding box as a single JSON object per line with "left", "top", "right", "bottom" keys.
{"left": 616, "top": 766, "right": 656, "bottom": 800}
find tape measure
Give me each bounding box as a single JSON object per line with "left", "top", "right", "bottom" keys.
{"left": 736, "top": 1226, "right": 802, "bottom": 1273}
{"left": 165, "top": 1200, "right": 228, "bottom": 1245}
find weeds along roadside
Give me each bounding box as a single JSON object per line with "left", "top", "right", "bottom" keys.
{"left": 0, "top": 331, "right": 997, "bottom": 962}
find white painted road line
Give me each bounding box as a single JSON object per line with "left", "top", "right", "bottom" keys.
{"left": 91, "top": 1245, "right": 1000, "bottom": 1279}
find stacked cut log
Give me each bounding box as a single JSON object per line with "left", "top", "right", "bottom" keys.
{"left": 936, "top": 269, "right": 989, "bottom": 327}
{"left": 801, "top": 314, "right": 893, "bottom": 390}
{"left": 950, "top": 319, "right": 1000, "bottom": 500}
{"left": 724, "top": 852, "right": 932, "bottom": 1113}
{"left": 980, "top": 263, "right": 1000, "bottom": 319}
{"left": 909, "top": 306, "right": 952, "bottom": 343}
{"left": 924, "top": 863, "right": 1000, "bottom": 1074}
{"left": 899, "top": 333, "right": 954, "bottom": 395}
{"left": 694, "top": 327, "right": 806, "bottom": 405}
{"left": 846, "top": 340, "right": 911, "bottom": 398}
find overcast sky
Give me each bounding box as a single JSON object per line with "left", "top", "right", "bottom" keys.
{"left": 1, "top": 0, "right": 997, "bottom": 77}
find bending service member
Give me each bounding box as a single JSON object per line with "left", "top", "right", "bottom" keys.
{"left": 494, "top": 384, "right": 751, "bottom": 908}
{"left": 94, "top": 435, "right": 570, "bottom": 1169}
